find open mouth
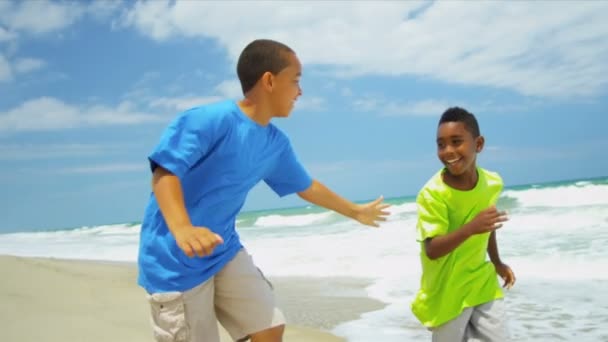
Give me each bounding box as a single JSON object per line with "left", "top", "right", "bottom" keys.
{"left": 445, "top": 157, "right": 461, "bottom": 166}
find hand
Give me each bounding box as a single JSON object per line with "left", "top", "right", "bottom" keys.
{"left": 494, "top": 262, "right": 516, "bottom": 289}
{"left": 173, "top": 225, "right": 224, "bottom": 258}
{"left": 354, "top": 196, "right": 391, "bottom": 227}
{"left": 466, "top": 206, "right": 508, "bottom": 235}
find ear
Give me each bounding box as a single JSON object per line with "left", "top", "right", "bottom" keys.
{"left": 260, "top": 71, "right": 274, "bottom": 92}
{"left": 475, "top": 135, "right": 485, "bottom": 153}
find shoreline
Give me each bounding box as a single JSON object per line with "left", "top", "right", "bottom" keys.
{"left": 0, "top": 255, "right": 386, "bottom": 341}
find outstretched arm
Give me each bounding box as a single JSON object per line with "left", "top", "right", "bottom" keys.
{"left": 297, "top": 179, "right": 390, "bottom": 227}
{"left": 488, "top": 231, "right": 516, "bottom": 289}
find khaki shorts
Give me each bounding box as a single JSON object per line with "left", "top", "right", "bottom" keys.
{"left": 431, "top": 299, "right": 507, "bottom": 342}
{"left": 146, "top": 249, "right": 285, "bottom": 342}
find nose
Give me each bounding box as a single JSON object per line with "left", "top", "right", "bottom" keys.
{"left": 442, "top": 144, "right": 456, "bottom": 157}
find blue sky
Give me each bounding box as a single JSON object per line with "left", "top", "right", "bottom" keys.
{"left": 1, "top": 1, "right": 607, "bottom": 232}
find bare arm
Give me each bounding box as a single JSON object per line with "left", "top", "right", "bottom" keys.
{"left": 487, "top": 230, "right": 516, "bottom": 288}
{"left": 152, "top": 166, "right": 192, "bottom": 234}
{"left": 487, "top": 230, "right": 501, "bottom": 264}
{"left": 425, "top": 224, "right": 474, "bottom": 260}
{"left": 297, "top": 179, "right": 389, "bottom": 227}
{"left": 152, "top": 166, "right": 222, "bottom": 257}
{"left": 425, "top": 206, "right": 508, "bottom": 260}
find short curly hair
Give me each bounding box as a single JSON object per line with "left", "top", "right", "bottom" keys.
{"left": 439, "top": 107, "right": 480, "bottom": 137}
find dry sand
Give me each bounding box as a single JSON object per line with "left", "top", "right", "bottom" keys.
{"left": 1, "top": 255, "right": 385, "bottom": 341}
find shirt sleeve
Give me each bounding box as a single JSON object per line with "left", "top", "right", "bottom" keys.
{"left": 416, "top": 189, "right": 449, "bottom": 242}
{"left": 148, "top": 108, "right": 215, "bottom": 179}
{"left": 264, "top": 141, "right": 313, "bottom": 197}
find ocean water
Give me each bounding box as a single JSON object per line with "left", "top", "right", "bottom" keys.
{"left": 1, "top": 177, "right": 607, "bottom": 341}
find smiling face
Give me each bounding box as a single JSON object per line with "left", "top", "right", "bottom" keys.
{"left": 436, "top": 121, "right": 484, "bottom": 179}
{"left": 267, "top": 52, "right": 302, "bottom": 118}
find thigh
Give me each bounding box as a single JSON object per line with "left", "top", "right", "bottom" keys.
{"left": 183, "top": 279, "right": 220, "bottom": 342}
{"left": 467, "top": 299, "right": 508, "bottom": 342}
{"left": 432, "top": 308, "right": 474, "bottom": 342}
{"left": 214, "top": 249, "right": 286, "bottom": 341}
{"left": 147, "top": 279, "right": 219, "bottom": 342}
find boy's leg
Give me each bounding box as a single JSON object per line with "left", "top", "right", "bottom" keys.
{"left": 147, "top": 278, "right": 219, "bottom": 342}
{"left": 431, "top": 308, "right": 474, "bottom": 342}
{"left": 466, "top": 299, "right": 508, "bottom": 341}
{"left": 183, "top": 279, "right": 221, "bottom": 342}
{"left": 214, "top": 249, "right": 286, "bottom": 342}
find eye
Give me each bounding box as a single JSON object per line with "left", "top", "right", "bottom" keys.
{"left": 452, "top": 139, "right": 463, "bottom": 146}
{"left": 437, "top": 142, "right": 445, "bottom": 149}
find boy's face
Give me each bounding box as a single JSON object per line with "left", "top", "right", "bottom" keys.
{"left": 436, "top": 121, "right": 484, "bottom": 176}
{"left": 268, "top": 52, "right": 302, "bottom": 117}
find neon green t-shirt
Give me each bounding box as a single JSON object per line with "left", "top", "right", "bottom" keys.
{"left": 411, "top": 167, "right": 504, "bottom": 328}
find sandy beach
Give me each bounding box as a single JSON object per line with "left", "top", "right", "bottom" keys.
{"left": 0, "top": 255, "right": 385, "bottom": 342}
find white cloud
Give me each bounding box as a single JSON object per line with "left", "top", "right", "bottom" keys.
{"left": 0, "top": 26, "right": 16, "bottom": 42}
{"left": 0, "top": 1, "right": 85, "bottom": 35}
{"left": 59, "top": 163, "right": 144, "bottom": 174}
{"left": 0, "top": 56, "right": 46, "bottom": 82}
{"left": 0, "top": 0, "right": 123, "bottom": 37}
{"left": 354, "top": 98, "right": 450, "bottom": 117}
{"left": 354, "top": 97, "right": 534, "bottom": 117}
{"left": 309, "top": 158, "right": 429, "bottom": 175}
{"left": 341, "top": 87, "right": 353, "bottom": 97}
{"left": 0, "top": 0, "right": 121, "bottom": 84}
{"left": 0, "top": 143, "right": 119, "bottom": 160}
{"left": 484, "top": 140, "right": 608, "bottom": 163}
{"left": 87, "top": 0, "right": 123, "bottom": 21}
{"left": 0, "top": 97, "right": 164, "bottom": 132}
{"left": 149, "top": 95, "right": 223, "bottom": 112}
{"left": 0, "top": 53, "right": 11, "bottom": 81}
{"left": 126, "top": 76, "right": 242, "bottom": 113}
{"left": 120, "top": 1, "right": 608, "bottom": 98}
{"left": 296, "top": 96, "right": 326, "bottom": 111}
{"left": 14, "top": 57, "right": 46, "bottom": 73}
{"left": 215, "top": 80, "right": 242, "bottom": 99}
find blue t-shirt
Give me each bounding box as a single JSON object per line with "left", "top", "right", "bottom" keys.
{"left": 138, "top": 100, "right": 312, "bottom": 293}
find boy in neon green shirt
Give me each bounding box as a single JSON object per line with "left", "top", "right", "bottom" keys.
{"left": 411, "top": 107, "right": 516, "bottom": 341}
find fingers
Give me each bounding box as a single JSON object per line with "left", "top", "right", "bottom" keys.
{"left": 485, "top": 205, "right": 497, "bottom": 213}
{"left": 371, "top": 196, "right": 384, "bottom": 205}
{"left": 496, "top": 215, "right": 509, "bottom": 223}
{"left": 189, "top": 238, "right": 207, "bottom": 257}
{"left": 501, "top": 267, "right": 516, "bottom": 289}
{"left": 214, "top": 233, "right": 224, "bottom": 244}
{"left": 377, "top": 203, "right": 391, "bottom": 210}
{"left": 358, "top": 196, "right": 392, "bottom": 228}
{"left": 180, "top": 242, "right": 195, "bottom": 258}
{"left": 180, "top": 230, "right": 224, "bottom": 258}
{"left": 507, "top": 270, "right": 516, "bottom": 289}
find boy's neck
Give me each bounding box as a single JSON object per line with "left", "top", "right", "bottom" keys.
{"left": 442, "top": 166, "right": 479, "bottom": 191}
{"left": 237, "top": 95, "right": 273, "bottom": 126}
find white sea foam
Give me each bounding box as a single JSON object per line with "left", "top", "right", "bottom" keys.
{"left": 502, "top": 182, "right": 608, "bottom": 208}
{"left": 0, "top": 180, "right": 606, "bottom": 341}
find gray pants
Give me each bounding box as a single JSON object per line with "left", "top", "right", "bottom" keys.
{"left": 432, "top": 299, "right": 507, "bottom": 342}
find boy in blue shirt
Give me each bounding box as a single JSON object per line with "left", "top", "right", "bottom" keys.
{"left": 139, "top": 39, "right": 390, "bottom": 342}
{"left": 411, "top": 107, "right": 516, "bottom": 341}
